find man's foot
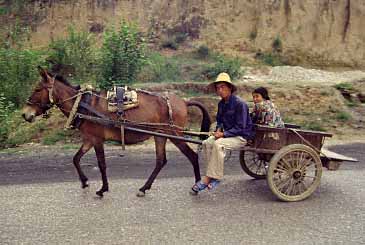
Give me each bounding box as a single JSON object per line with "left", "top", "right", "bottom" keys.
{"left": 207, "top": 179, "right": 220, "bottom": 191}
{"left": 190, "top": 181, "right": 208, "bottom": 195}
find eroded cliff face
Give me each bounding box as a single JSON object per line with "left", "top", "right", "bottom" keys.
{"left": 2, "top": 0, "right": 365, "bottom": 67}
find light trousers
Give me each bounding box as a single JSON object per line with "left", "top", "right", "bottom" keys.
{"left": 202, "top": 136, "right": 247, "bottom": 180}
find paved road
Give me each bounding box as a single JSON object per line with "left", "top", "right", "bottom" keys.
{"left": 0, "top": 142, "right": 364, "bottom": 244}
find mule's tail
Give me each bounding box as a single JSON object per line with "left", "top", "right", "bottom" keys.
{"left": 186, "top": 100, "right": 212, "bottom": 140}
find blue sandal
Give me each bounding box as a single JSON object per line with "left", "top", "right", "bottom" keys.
{"left": 208, "top": 179, "right": 220, "bottom": 190}
{"left": 190, "top": 181, "right": 208, "bottom": 195}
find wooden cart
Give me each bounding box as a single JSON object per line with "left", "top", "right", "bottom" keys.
{"left": 239, "top": 125, "right": 356, "bottom": 202}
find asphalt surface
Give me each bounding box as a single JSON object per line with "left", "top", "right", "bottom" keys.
{"left": 0, "top": 142, "right": 364, "bottom": 245}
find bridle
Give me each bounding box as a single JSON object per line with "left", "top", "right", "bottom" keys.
{"left": 26, "top": 76, "right": 56, "bottom": 115}
{"left": 26, "top": 75, "right": 89, "bottom": 117}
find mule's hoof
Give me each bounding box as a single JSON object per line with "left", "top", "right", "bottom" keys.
{"left": 82, "top": 183, "right": 89, "bottom": 189}
{"left": 96, "top": 190, "right": 104, "bottom": 197}
{"left": 136, "top": 191, "right": 145, "bottom": 197}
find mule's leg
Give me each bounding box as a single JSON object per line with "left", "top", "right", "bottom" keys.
{"left": 137, "top": 136, "right": 167, "bottom": 197}
{"left": 94, "top": 143, "right": 109, "bottom": 197}
{"left": 73, "top": 142, "right": 93, "bottom": 188}
{"left": 170, "top": 139, "right": 201, "bottom": 183}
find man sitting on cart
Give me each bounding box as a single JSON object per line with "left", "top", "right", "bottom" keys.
{"left": 191, "top": 72, "right": 255, "bottom": 194}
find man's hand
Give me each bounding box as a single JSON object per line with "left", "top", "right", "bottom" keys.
{"left": 214, "top": 131, "right": 224, "bottom": 139}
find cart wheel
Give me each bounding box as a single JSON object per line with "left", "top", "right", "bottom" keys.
{"left": 267, "top": 144, "right": 322, "bottom": 202}
{"left": 239, "top": 151, "right": 268, "bottom": 179}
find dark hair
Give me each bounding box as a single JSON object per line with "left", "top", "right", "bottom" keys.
{"left": 253, "top": 87, "right": 270, "bottom": 100}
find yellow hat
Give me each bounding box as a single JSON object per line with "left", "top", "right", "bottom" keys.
{"left": 207, "top": 72, "right": 237, "bottom": 93}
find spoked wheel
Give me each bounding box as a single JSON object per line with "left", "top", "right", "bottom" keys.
{"left": 267, "top": 144, "right": 322, "bottom": 202}
{"left": 239, "top": 151, "right": 270, "bottom": 179}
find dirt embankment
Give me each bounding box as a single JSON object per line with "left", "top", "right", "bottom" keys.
{"left": 2, "top": 0, "right": 365, "bottom": 68}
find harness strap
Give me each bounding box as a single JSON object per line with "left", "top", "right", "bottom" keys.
{"left": 138, "top": 89, "right": 174, "bottom": 125}
{"left": 163, "top": 94, "right": 174, "bottom": 126}
{"left": 64, "top": 92, "right": 83, "bottom": 129}
{"left": 116, "top": 86, "right": 125, "bottom": 117}
{"left": 121, "top": 125, "right": 125, "bottom": 151}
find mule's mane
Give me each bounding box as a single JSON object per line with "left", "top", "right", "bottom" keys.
{"left": 50, "top": 73, "right": 81, "bottom": 90}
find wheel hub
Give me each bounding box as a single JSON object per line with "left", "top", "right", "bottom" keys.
{"left": 293, "top": 170, "right": 302, "bottom": 179}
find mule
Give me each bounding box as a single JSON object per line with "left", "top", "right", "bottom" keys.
{"left": 22, "top": 67, "right": 211, "bottom": 197}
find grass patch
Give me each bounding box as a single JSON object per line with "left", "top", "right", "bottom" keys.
{"left": 42, "top": 129, "right": 74, "bottom": 145}
{"left": 334, "top": 82, "right": 354, "bottom": 91}
{"left": 256, "top": 52, "right": 285, "bottom": 66}
{"left": 61, "top": 144, "right": 80, "bottom": 150}
{"left": 272, "top": 36, "right": 283, "bottom": 53}
{"left": 138, "top": 52, "right": 182, "bottom": 83}
{"left": 335, "top": 111, "right": 351, "bottom": 122}
{"left": 249, "top": 30, "right": 257, "bottom": 41}
{"left": 320, "top": 90, "right": 330, "bottom": 96}
{"left": 182, "top": 89, "right": 206, "bottom": 97}
{"left": 201, "top": 55, "right": 243, "bottom": 80}
{"left": 0, "top": 147, "right": 25, "bottom": 154}
{"left": 282, "top": 116, "right": 296, "bottom": 124}
{"left": 1, "top": 110, "right": 48, "bottom": 148}
{"left": 302, "top": 121, "right": 326, "bottom": 131}
{"left": 345, "top": 101, "right": 359, "bottom": 108}
{"left": 161, "top": 38, "right": 179, "bottom": 50}
{"left": 194, "top": 45, "right": 210, "bottom": 59}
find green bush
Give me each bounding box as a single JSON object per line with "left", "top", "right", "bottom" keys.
{"left": 98, "top": 21, "right": 146, "bottom": 89}
{"left": 257, "top": 53, "right": 285, "bottom": 66}
{"left": 160, "top": 33, "right": 187, "bottom": 50}
{"left": 272, "top": 36, "right": 282, "bottom": 52}
{"left": 202, "top": 55, "right": 242, "bottom": 80}
{"left": 174, "top": 33, "right": 188, "bottom": 44}
{"left": 0, "top": 20, "right": 43, "bottom": 108}
{"left": 195, "top": 45, "right": 210, "bottom": 59}
{"left": 138, "top": 52, "right": 181, "bottom": 83}
{"left": 0, "top": 48, "right": 44, "bottom": 107}
{"left": 0, "top": 95, "right": 14, "bottom": 146}
{"left": 161, "top": 38, "right": 179, "bottom": 50}
{"left": 336, "top": 111, "right": 351, "bottom": 122}
{"left": 334, "top": 82, "right": 353, "bottom": 91}
{"left": 345, "top": 101, "right": 359, "bottom": 108}
{"left": 249, "top": 30, "right": 257, "bottom": 41}
{"left": 48, "top": 26, "right": 96, "bottom": 81}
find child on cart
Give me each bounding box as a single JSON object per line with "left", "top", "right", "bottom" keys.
{"left": 251, "top": 87, "right": 284, "bottom": 128}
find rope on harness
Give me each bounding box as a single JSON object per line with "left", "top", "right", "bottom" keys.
{"left": 120, "top": 123, "right": 125, "bottom": 150}
{"left": 163, "top": 94, "right": 174, "bottom": 126}
{"left": 64, "top": 93, "right": 82, "bottom": 129}
{"left": 63, "top": 85, "right": 93, "bottom": 129}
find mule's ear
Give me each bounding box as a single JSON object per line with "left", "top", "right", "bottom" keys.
{"left": 38, "top": 66, "right": 48, "bottom": 79}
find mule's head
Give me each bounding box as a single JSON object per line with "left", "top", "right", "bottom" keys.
{"left": 22, "top": 66, "right": 55, "bottom": 122}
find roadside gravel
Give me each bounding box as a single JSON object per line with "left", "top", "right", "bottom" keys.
{"left": 242, "top": 66, "right": 365, "bottom": 85}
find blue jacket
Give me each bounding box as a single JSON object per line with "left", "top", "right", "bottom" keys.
{"left": 216, "top": 95, "right": 254, "bottom": 140}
